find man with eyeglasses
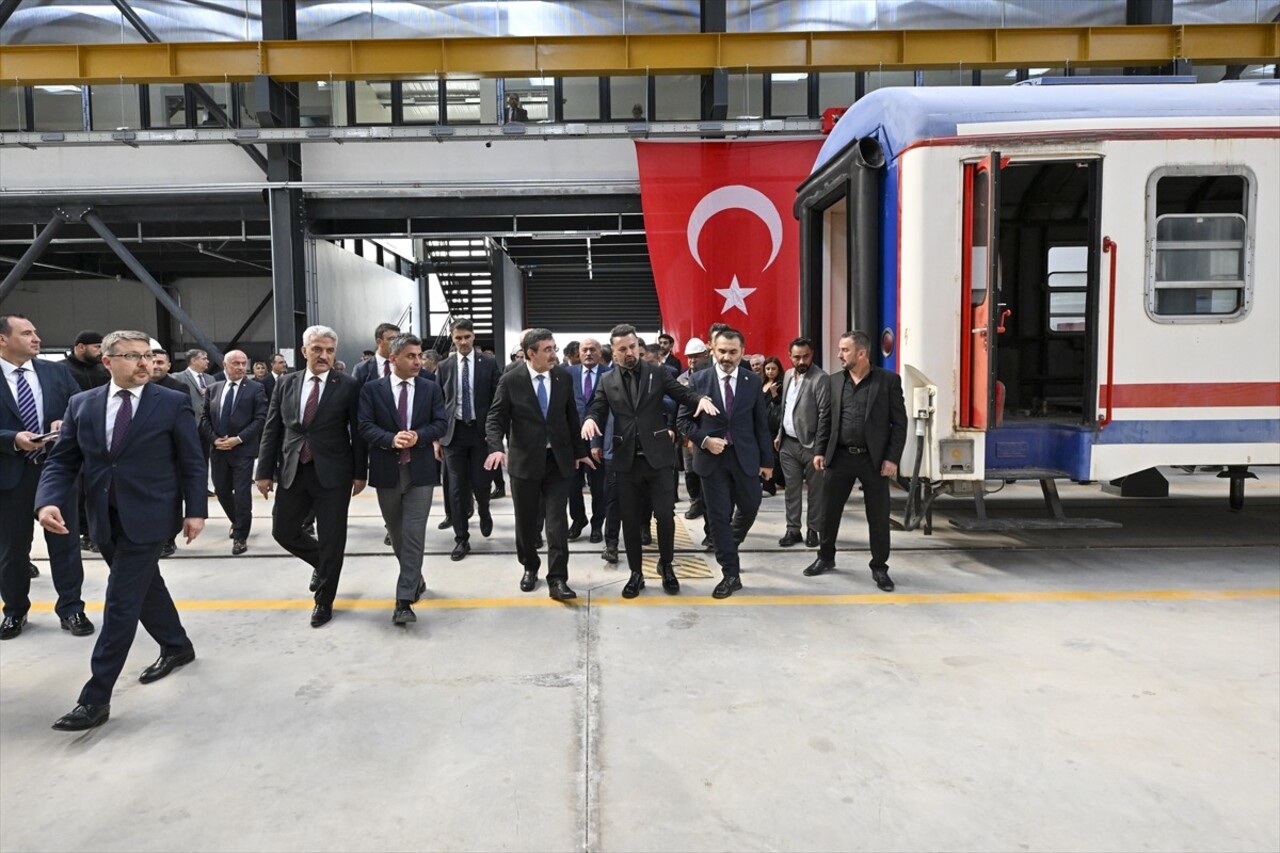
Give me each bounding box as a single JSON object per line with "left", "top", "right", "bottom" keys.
{"left": 36, "top": 330, "right": 208, "bottom": 731}
{"left": 0, "top": 315, "right": 93, "bottom": 641}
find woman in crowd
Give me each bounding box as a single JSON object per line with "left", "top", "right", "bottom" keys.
{"left": 761, "top": 355, "right": 786, "bottom": 496}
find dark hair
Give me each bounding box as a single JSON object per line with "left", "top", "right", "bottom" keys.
{"left": 658, "top": 333, "right": 674, "bottom": 345}
{"left": 422, "top": 350, "right": 441, "bottom": 363}
{"left": 374, "top": 323, "right": 401, "bottom": 341}
{"left": 714, "top": 327, "right": 744, "bottom": 347}
{"left": 562, "top": 341, "right": 580, "bottom": 357}
{"left": 789, "top": 336, "right": 813, "bottom": 351}
{"left": 0, "top": 314, "right": 26, "bottom": 336}
{"left": 520, "top": 328, "right": 554, "bottom": 356}
{"left": 362, "top": 349, "right": 375, "bottom": 357}
{"left": 609, "top": 323, "right": 638, "bottom": 342}
{"left": 644, "top": 343, "right": 662, "bottom": 356}
{"left": 450, "top": 318, "right": 474, "bottom": 333}
{"left": 764, "top": 356, "right": 784, "bottom": 377}
{"left": 185, "top": 348, "right": 207, "bottom": 361}
{"left": 600, "top": 343, "right": 613, "bottom": 364}
{"left": 387, "top": 333, "right": 422, "bottom": 355}
{"left": 841, "top": 330, "right": 871, "bottom": 353}
{"left": 707, "top": 322, "right": 731, "bottom": 341}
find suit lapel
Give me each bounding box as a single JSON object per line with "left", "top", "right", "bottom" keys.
{"left": 0, "top": 369, "right": 19, "bottom": 420}
{"left": 411, "top": 377, "right": 428, "bottom": 425}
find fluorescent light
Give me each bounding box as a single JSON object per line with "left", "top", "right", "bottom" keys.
{"left": 772, "top": 73, "right": 808, "bottom": 82}
{"left": 528, "top": 77, "right": 555, "bottom": 86}
{"left": 35, "top": 85, "right": 82, "bottom": 94}
{"left": 1005, "top": 68, "right": 1051, "bottom": 78}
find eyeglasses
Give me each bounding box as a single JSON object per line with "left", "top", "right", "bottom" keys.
{"left": 107, "top": 352, "right": 155, "bottom": 363}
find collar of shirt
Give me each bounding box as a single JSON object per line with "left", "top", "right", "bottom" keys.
{"left": 306, "top": 370, "right": 330, "bottom": 385}
{"left": 716, "top": 366, "right": 738, "bottom": 385}
{"left": 187, "top": 368, "right": 204, "bottom": 381}
{"left": 109, "top": 381, "right": 144, "bottom": 402}
{"left": 455, "top": 350, "right": 474, "bottom": 364}
{"left": 526, "top": 362, "right": 551, "bottom": 385}
{"left": 0, "top": 355, "right": 33, "bottom": 378}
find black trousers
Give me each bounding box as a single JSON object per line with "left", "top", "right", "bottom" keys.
{"left": 617, "top": 456, "right": 676, "bottom": 573}
{"left": 271, "top": 462, "right": 353, "bottom": 606}
{"left": 818, "top": 448, "right": 891, "bottom": 570}
{"left": 602, "top": 459, "right": 621, "bottom": 544}
{"left": 80, "top": 507, "right": 191, "bottom": 706}
{"left": 210, "top": 452, "right": 255, "bottom": 540}
{"left": 511, "top": 451, "right": 571, "bottom": 581}
{"left": 0, "top": 462, "right": 85, "bottom": 619}
{"left": 443, "top": 423, "right": 492, "bottom": 542}
{"left": 569, "top": 458, "right": 606, "bottom": 532}
{"left": 699, "top": 447, "right": 761, "bottom": 577}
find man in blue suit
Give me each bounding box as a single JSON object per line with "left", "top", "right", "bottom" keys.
{"left": 36, "top": 329, "right": 208, "bottom": 731}
{"left": 0, "top": 315, "right": 93, "bottom": 640}
{"left": 358, "top": 334, "right": 448, "bottom": 625}
{"left": 677, "top": 328, "right": 773, "bottom": 598}
{"left": 567, "top": 337, "right": 611, "bottom": 542}
{"left": 200, "top": 350, "right": 267, "bottom": 555}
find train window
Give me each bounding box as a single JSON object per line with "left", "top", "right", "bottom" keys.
{"left": 1047, "top": 245, "right": 1088, "bottom": 333}
{"left": 1146, "top": 168, "right": 1255, "bottom": 323}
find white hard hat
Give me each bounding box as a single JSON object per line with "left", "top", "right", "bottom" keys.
{"left": 683, "top": 337, "right": 708, "bottom": 355}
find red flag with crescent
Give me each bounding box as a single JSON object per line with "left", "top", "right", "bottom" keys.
{"left": 636, "top": 139, "right": 822, "bottom": 362}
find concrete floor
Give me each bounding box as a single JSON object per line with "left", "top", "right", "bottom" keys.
{"left": 2, "top": 469, "right": 1278, "bottom": 852}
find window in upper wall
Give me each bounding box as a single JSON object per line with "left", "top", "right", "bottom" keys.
{"left": 769, "top": 73, "right": 809, "bottom": 118}
{"left": 561, "top": 76, "right": 601, "bottom": 121}
{"left": 609, "top": 76, "right": 647, "bottom": 120}
{"left": 90, "top": 84, "right": 142, "bottom": 130}
{"left": 1146, "top": 168, "right": 1255, "bottom": 322}
{"left": 653, "top": 75, "right": 700, "bottom": 120}
{"left": 148, "top": 83, "right": 188, "bottom": 128}
{"left": 0, "top": 86, "right": 28, "bottom": 131}
{"left": 402, "top": 78, "right": 442, "bottom": 125}
{"left": 32, "top": 85, "right": 86, "bottom": 131}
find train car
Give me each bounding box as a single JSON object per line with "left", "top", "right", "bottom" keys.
{"left": 795, "top": 80, "right": 1279, "bottom": 519}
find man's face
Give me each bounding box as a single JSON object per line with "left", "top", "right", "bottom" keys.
{"left": 579, "top": 339, "right": 601, "bottom": 368}
{"left": 713, "top": 336, "right": 743, "bottom": 373}
{"left": 150, "top": 352, "right": 171, "bottom": 378}
{"left": 376, "top": 329, "right": 398, "bottom": 358}
{"left": 271, "top": 355, "right": 287, "bottom": 374}
{"left": 688, "top": 351, "right": 709, "bottom": 371}
{"left": 391, "top": 345, "right": 422, "bottom": 380}
{"left": 838, "top": 337, "right": 867, "bottom": 371}
{"left": 189, "top": 352, "right": 209, "bottom": 373}
{"left": 611, "top": 334, "right": 640, "bottom": 370}
{"left": 790, "top": 345, "right": 814, "bottom": 374}
{"left": 224, "top": 351, "right": 248, "bottom": 382}
{"left": 304, "top": 336, "right": 336, "bottom": 374}
{"left": 76, "top": 342, "right": 103, "bottom": 365}
{"left": 526, "top": 338, "right": 557, "bottom": 373}
{"left": 0, "top": 317, "right": 40, "bottom": 363}
{"left": 658, "top": 335, "right": 674, "bottom": 356}
{"left": 642, "top": 349, "right": 661, "bottom": 366}
{"left": 103, "top": 339, "right": 153, "bottom": 388}
{"left": 452, "top": 328, "right": 475, "bottom": 356}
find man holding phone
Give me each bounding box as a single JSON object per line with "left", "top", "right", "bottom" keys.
{"left": 0, "top": 315, "right": 93, "bottom": 641}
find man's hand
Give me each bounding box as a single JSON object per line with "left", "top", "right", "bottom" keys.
{"left": 693, "top": 396, "right": 720, "bottom": 417}
{"left": 813, "top": 455, "right": 825, "bottom": 472}
{"left": 581, "top": 419, "right": 601, "bottom": 441}
{"left": 760, "top": 467, "right": 773, "bottom": 480}
{"left": 183, "top": 517, "right": 205, "bottom": 544}
{"left": 14, "top": 431, "right": 48, "bottom": 452}
{"left": 773, "top": 437, "right": 781, "bottom": 451}
{"left": 36, "top": 505, "right": 68, "bottom": 535}
{"left": 256, "top": 478, "right": 274, "bottom": 498}
{"left": 433, "top": 440, "right": 443, "bottom": 462}
{"left": 702, "top": 436, "right": 728, "bottom": 455}
{"left": 591, "top": 447, "right": 603, "bottom": 463}
{"left": 881, "top": 460, "right": 898, "bottom": 478}
{"left": 484, "top": 451, "right": 506, "bottom": 471}
{"left": 392, "top": 430, "right": 417, "bottom": 449}
{"left": 576, "top": 456, "right": 596, "bottom": 470}
{"left": 213, "top": 436, "right": 241, "bottom": 451}
{"left": 352, "top": 480, "right": 366, "bottom": 496}
{"left": 50, "top": 420, "right": 62, "bottom": 433}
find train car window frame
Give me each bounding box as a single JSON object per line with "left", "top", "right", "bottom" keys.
{"left": 1046, "top": 244, "right": 1089, "bottom": 335}
{"left": 1145, "top": 165, "right": 1256, "bottom": 324}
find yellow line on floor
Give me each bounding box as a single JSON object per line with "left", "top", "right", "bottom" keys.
{"left": 25, "top": 587, "right": 1279, "bottom": 612}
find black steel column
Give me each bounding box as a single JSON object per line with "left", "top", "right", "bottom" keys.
{"left": 268, "top": 189, "right": 309, "bottom": 366}
{"left": 0, "top": 214, "right": 62, "bottom": 304}
{"left": 700, "top": 0, "right": 728, "bottom": 121}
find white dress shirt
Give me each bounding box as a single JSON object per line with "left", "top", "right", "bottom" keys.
{"left": 297, "top": 370, "right": 330, "bottom": 420}
{"left": 393, "top": 376, "right": 415, "bottom": 428}
{"left": 454, "top": 351, "right": 474, "bottom": 419}
{"left": 374, "top": 354, "right": 392, "bottom": 379}
{"left": 187, "top": 367, "right": 208, "bottom": 395}
{"left": 105, "top": 382, "right": 145, "bottom": 446}
{"left": 580, "top": 364, "right": 599, "bottom": 397}
{"left": 1, "top": 356, "right": 43, "bottom": 428}
{"left": 782, "top": 373, "right": 803, "bottom": 438}
{"left": 526, "top": 363, "right": 553, "bottom": 447}
{"left": 716, "top": 366, "right": 738, "bottom": 401}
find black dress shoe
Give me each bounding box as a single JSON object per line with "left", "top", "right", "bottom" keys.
{"left": 589, "top": 529, "right": 603, "bottom": 544}
{"left": 450, "top": 540, "right": 471, "bottom": 562}
{"left": 712, "top": 576, "right": 742, "bottom": 599}
{"left": 52, "top": 703, "right": 110, "bottom": 732}
{"left": 479, "top": 512, "right": 493, "bottom": 538}
{"left": 520, "top": 569, "right": 539, "bottom": 592}
{"left": 309, "top": 570, "right": 322, "bottom": 592}
{"left": 535, "top": 535, "right": 545, "bottom": 549}
{"left": 393, "top": 600, "right": 416, "bottom": 624}
{"left": 601, "top": 543, "right": 618, "bottom": 564}
{"left": 621, "top": 573, "right": 645, "bottom": 599}
{"left": 231, "top": 539, "right": 248, "bottom": 555}
{"left": 658, "top": 562, "right": 680, "bottom": 594}
{"left": 28, "top": 562, "right": 39, "bottom": 578}
{"left": 60, "top": 612, "right": 95, "bottom": 637}
{"left": 640, "top": 530, "right": 652, "bottom": 546}
{"left": 302, "top": 523, "right": 316, "bottom": 538}
{"left": 437, "top": 516, "right": 453, "bottom": 530}
{"left": 0, "top": 614, "right": 27, "bottom": 641}
{"left": 701, "top": 535, "right": 714, "bottom": 552}
{"left": 139, "top": 648, "right": 196, "bottom": 684}
{"left": 384, "top": 530, "right": 393, "bottom": 546}
{"left": 412, "top": 576, "right": 427, "bottom": 603}
{"left": 80, "top": 534, "right": 96, "bottom": 552}
{"left": 805, "top": 529, "right": 819, "bottom": 548}
{"left": 803, "top": 557, "right": 834, "bottom": 576}
{"left": 778, "top": 530, "right": 803, "bottom": 547}
{"left": 568, "top": 521, "right": 586, "bottom": 541}
{"left": 548, "top": 580, "right": 577, "bottom": 601}
{"left": 872, "top": 569, "right": 896, "bottom": 592}
{"left": 159, "top": 541, "right": 177, "bottom": 558}
{"left": 490, "top": 486, "right": 505, "bottom": 499}
{"left": 310, "top": 603, "right": 333, "bottom": 627}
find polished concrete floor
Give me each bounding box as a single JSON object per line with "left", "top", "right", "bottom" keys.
{"left": 2, "top": 469, "right": 1278, "bottom": 852}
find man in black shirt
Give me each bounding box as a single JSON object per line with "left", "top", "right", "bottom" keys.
{"left": 62, "top": 330, "right": 110, "bottom": 391}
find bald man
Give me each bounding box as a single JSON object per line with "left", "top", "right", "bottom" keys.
{"left": 199, "top": 350, "right": 267, "bottom": 554}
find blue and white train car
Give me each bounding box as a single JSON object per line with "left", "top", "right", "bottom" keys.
{"left": 795, "top": 80, "right": 1279, "bottom": 509}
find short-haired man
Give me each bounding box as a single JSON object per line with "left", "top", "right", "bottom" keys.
{"left": 354, "top": 323, "right": 401, "bottom": 385}
{"left": 270, "top": 353, "right": 289, "bottom": 377}
{"left": 200, "top": 350, "right": 267, "bottom": 555}
{"left": 775, "top": 337, "right": 830, "bottom": 549}
{"left": 567, "top": 338, "right": 610, "bottom": 543}
{"left": 562, "top": 341, "right": 580, "bottom": 366}
{"left": 657, "top": 333, "right": 681, "bottom": 373}
{"left": 174, "top": 348, "right": 211, "bottom": 414}
{"left": 149, "top": 350, "right": 185, "bottom": 392}
{"left": 62, "top": 330, "right": 110, "bottom": 391}
{"left": 803, "top": 331, "right": 907, "bottom": 592}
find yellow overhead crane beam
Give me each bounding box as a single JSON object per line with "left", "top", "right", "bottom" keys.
{"left": 1, "top": 24, "right": 1276, "bottom": 85}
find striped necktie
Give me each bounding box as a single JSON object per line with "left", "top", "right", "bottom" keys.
{"left": 14, "top": 367, "right": 41, "bottom": 459}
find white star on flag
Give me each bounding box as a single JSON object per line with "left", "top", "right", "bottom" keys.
{"left": 715, "top": 276, "right": 757, "bottom": 315}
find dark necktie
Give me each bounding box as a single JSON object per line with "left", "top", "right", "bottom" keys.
{"left": 461, "top": 355, "right": 473, "bottom": 422}
{"left": 536, "top": 374, "right": 549, "bottom": 419}
{"left": 383, "top": 359, "right": 390, "bottom": 378}
{"left": 397, "top": 380, "right": 411, "bottom": 464}
{"left": 14, "top": 367, "right": 41, "bottom": 459}
{"left": 623, "top": 368, "right": 638, "bottom": 406}
{"left": 583, "top": 367, "right": 594, "bottom": 401}
{"left": 220, "top": 381, "right": 236, "bottom": 433}
{"left": 723, "top": 374, "right": 735, "bottom": 444}
{"left": 110, "top": 389, "right": 133, "bottom": 455}
{"left": 197, "top": 373, "right": 207, "bottom": 396}
{"left": 299, "top": 376, "right": 321, "bottom": 464}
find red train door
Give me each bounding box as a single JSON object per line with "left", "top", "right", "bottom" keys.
{"left": 960, "top": 153, "right": 1002, "bottom": 429}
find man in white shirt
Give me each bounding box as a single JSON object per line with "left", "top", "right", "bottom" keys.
{"left": 775, "top": 337, "right": 829, "bottom": 548}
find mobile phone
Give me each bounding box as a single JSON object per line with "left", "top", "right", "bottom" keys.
{"left": 32, "top": 430, "right": 60, "bottom": 443}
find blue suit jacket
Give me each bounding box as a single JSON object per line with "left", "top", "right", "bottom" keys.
{"left": 358, "top": 376, "right": 448, "bottom": 489}
{"left": 0, "top": 359, "right": 81, "bottom": 491}
{"left": 568, "top": 363, "right": 613, "bottom": 421}
{"left": 678, "top": 365, "right": 774, "bottom": 477}
{"left": 199, "top": 377, "right": 268, "bottom": 460}
{"left": 35, "top": 382, "right": 209, "bottom": 544}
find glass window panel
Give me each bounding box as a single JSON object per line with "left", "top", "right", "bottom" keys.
{"left": 1048, "top": 271, "right": 1087, "bottom": 288}
{"left": 769, "top": 73, "right": 809, "bottom": 117}
{"left": 402, "top": 78, "right": 441, "bottom": 125}
{"left": 1049, "top": 317, "right": 1087, "bottom": 333}
{"left": 1155, "top": 249, "right": 1244, "bottom": 282}
{"left": 33, "top": 85, "right": 85, "bottom": 131}
{"left": 503, "top": 77, "right": 552, "bottom": 122}
{"left": 298, "top": 80, "right": 341, "bottom": 127}
{"left": 865, "top": 70, "right": 916, "bottom": 93}
{"left": 1047, "top": 245, "right": 1088, "bottom": 277}
{"left": 1155, "top": 288, "right": 1242, "bottom": 315}
{"left": 920, "top": 70, "right": 965, "bottom": 87}
{"left": 727, "top": 73, "right": 764, "bottom": 118}
{"left": 1, "top": 86, "right": 28, "bottom": 131}
{"left": 354, "top": 81, "right": 394, "bottom": 124}
{"left": 610, "top": 76, "right": 647, "bottom": 120}
{"left": 654, "top": 75, "right": 700, "bottom": 120}
{"left": 149, "top": 84, "right": 188, "bottom": 128}
{"left": 192, "top": 82, "right": 230, "bottom": 126}
{"left": 1049, "top": 292, "right": 1087, "bottom": 315}
{"left": 561, "top": 76, "right": 601, "bottom": 121}
{"left": 235, "top": 81, "right": 259, "bottom": 128}
{"left": 1156, "top": 215, "right": 1245, "bottom": 243}
{"left": 818, "top": 72, "right": 856, "bottom": 110}
{"left": 89, "top": 84, "right": 140, "bottom": 130}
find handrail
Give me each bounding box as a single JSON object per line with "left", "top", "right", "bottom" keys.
{"left": 1099, "top": 236, "right": 1117, "bottom": 430}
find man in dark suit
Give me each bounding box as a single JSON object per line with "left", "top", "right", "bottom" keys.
{"left": 352, "top": 322, "right": 400, "bottom": 386}
{"left": 657, "top": 333, "right": 682, "bottom": 373}
{"left": 150, "top": 350, "right": 187, "bottom": 392}
{"left": 434, "top": 318, "right": 499, "bottom": 561}
{"left": 804, "top": 331, "right": 908, "bottom": 591}
{"left": 255, "top": 325, "right": 368, "bottom": 628}
{"left": 504, "top": 93, "right": 529, "bottom": 123}
{"left": 200, "top": 350, "right": 267, "bottom": 555}
{"left": 567, "top": 337, "right": 611, "bottom": 543}
{"left": 677, "top": 328, "right": 773, "bottom": 598}
{"left": 484, "top": 328, "right": 591, "bottom": 601}
{"left": 36, "top": 329, "right": 207, "bottom": 731}
{"left": 358, "top": 334, "right": 447, "bottom": 625}
{"left": 0, "top": 315, "right": 93, "bottom": 640}
{"left": 582, "top": 324, "right": 716, "bottom": 598}
{"left": 775, "top": 337, "right": 830, "bottom": 549}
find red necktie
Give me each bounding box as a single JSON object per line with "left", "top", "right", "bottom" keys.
{"left": 298, "top": 376, "right": 321, "bottom": 464}
{"left": 397, "top": 380, "right": 411, "bottom": 464}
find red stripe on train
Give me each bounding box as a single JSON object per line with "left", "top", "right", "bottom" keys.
{"left": 1101, "top": 383, "right": 1280, "bottom": 408}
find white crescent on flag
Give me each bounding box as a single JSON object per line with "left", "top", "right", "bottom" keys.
{"left": 685, "top": 185, "right": 783, "bottom": 272}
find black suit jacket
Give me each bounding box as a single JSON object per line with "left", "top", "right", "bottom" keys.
{"left": 436, "top": 351, "right": 499, "bottom": 445}
{"left": 816, "top": 367, "right": 908, "bottom": 470}
{"left": 255, "top": 370, "right": 368, "bottom": 489}
{"left": 258, "top": 372, "right": 276, "bottom": 402}
{"left": 486, "top": 364, "right": 587, "bottom": 480}
{"left": 584, "top": 361, "right": 704, "bottom": 473}
{"left": 200, "top": 377, "right": 268, "bottom": 460}
{"left": 0, "top": 359, "right": 81, "bottom": 490}
{"left": 358, "top": 376, "right": 448, "bottom": 488}
{"left": 678, "top": 365, "right": 774, "bottom": 477}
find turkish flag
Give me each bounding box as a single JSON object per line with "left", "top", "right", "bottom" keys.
{"left": 636, "top": 140, "right": 822, "bottom": 362}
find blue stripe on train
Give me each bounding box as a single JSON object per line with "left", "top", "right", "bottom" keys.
{"left": 1095, "top": 418, "right": 1280, "bottom": 445}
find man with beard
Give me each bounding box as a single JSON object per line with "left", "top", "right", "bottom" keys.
{"left": 62, "top": 330, "right": 110, "bottom": 392}
{"left": 149, "top": 350, "right": 186, "bottom": 392}
{"left": 775, "top": 337, "right": 830, "bottom": 549}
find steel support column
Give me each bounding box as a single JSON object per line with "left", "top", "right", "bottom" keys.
{"left": 268, "top": 188, "right": 309, "bottom": 366}
{"left": 0, "top": 0, "right": 22, "bottom": 32}
{"left": 0, "top": 213, "right": 62, "bottom": 304}
{"left": 700, "top": 0, "right": 728, "bottom": 121}
{"left": 80, "top": 210, "right": 224, "bottom": 364}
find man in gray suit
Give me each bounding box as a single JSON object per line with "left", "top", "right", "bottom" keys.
{"left": 774, "top": 337, "right": 829, "bottom": 548}
{"left": 173, "top": 349, "right": 211, "bottom": 413}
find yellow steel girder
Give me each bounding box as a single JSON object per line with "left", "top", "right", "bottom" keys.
{"left": 1, "top": 25, "right": 1276, "bottom": 85}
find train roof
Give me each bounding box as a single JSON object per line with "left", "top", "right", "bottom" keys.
{"left": 813, "top": 80, "right": 1280, "bottom": 172}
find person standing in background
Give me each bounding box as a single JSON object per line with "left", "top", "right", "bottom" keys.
{"left": 200, "top": 350, "right": 267, "bottom": 556}
{"left": 775, "top": 338, "right": 829, "bottom": 549}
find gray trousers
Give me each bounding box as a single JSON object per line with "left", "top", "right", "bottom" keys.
{"left": 779, "top": 434, "right": 824, "bottom": 536}
{"left": 376, "top": 466, "right": 434, "bottom": 601}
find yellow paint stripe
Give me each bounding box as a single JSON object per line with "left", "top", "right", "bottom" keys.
{"left": 24, "top": 587, "right": 1279, "bottom": 613}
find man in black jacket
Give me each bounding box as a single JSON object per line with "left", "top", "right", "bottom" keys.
{"left": 803, "top": 331, "right": 908, "bottom": 592}
{"left": 200, "top": 350, "right": 267, "bottom": 555}
{"left": 62, "top": 330, "right": 110, "bottom": 392}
